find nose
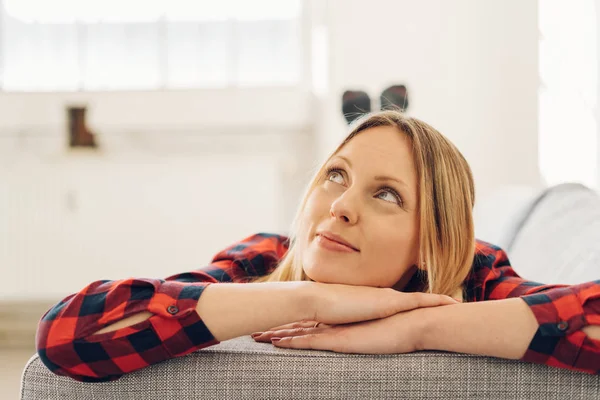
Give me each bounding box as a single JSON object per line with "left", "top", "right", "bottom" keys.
{"left": 329, "top": 192, "right": 359, "bottom": 224}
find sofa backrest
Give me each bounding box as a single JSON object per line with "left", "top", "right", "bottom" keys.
{"left": 508, "top": 182, "right": 600, "bottom": 285}
{"left": 473, "top": 185, "right": 544, "bottom": 250}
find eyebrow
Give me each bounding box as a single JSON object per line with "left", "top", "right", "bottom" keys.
{"left": 332, "top": 155, "right": 409, "bottom": 188}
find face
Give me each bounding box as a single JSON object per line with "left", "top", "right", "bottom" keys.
{"left": 298, "top": 125, "right": 420, "bottom": 290}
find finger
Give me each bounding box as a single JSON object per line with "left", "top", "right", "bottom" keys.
{"left": 271, "top": 334, "right": 346, "bottom": 352}
{"left": 251, "top": 322, "right": 314, "bottom": 338}
{"left": 253, "top": 326, "right": 330, "bottom": 342}
{"left": 412, "top": 293, "right": 459, "bottom": 308}
{"left": 267, "top": 320, "right": 322, "bottom": 331}
{"left": 256, "top": 321, "right": 334, "bottom": 336}
{"left": 253, "top": 326, "right": 325, "bottom": 342}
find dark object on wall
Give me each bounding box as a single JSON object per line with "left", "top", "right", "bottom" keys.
{"left": 341, "top": 90, "right": 371, "bottom": 124}
{"left": 68, "top": 106, "right": 97, "bottom": 148}
{"left": 380, "top": 84, "right": 409, "bottom": 112}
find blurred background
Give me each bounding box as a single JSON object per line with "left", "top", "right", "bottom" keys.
{"left": 0, "top": 0, "right": 598, "bottom": 396}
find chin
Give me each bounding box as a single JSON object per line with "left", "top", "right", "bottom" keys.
{"left": 302, "top": 261, "right": 347, "bottom": 285}
{"left": 302, "top": 241, "right": 356, "bottom": 280}
{"left": 302, "top": 261, "right": 329, "bottom": 283}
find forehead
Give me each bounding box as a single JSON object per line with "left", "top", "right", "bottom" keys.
{"left": 335, "top": 126, "right": 415, "bottom": 175}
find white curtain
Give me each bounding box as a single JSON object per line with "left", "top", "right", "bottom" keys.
{"left": 0, "top": 0, "right": 301, "bottom": 91}
{"left": 538, "top": 0, "right": 598, "bottom": 189}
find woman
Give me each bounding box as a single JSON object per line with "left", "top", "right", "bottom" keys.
{"left": 36, "top": 110, "right": 600, "bottom": 382}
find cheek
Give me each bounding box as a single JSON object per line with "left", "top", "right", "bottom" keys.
{"left": 296, "top": 190, "right": 325, "bottom": 247}
{"left": 301, "top": 188, "right": 330, "bottom": 226}
{"left": 368, "top": 221, "right": 419, "bottom": 265}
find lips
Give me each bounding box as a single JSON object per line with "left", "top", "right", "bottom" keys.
{"left": 316, "top": 231, "right": 359, "bottom": 252}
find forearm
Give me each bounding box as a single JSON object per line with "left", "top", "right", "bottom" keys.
{"left": 196, "top": 281, "right": 314, "bottom": 341}
{"left": 419, "top": 297, "right": 539, "bottom": 360}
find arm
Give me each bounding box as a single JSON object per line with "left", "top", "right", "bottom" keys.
{"left": 196, "top": 281, "right": 314, "bottom": 342}
{"left": 420, "top": 297, "right": 539, "bottom": 360}
{"left": 36, "top": 233, "right": 302, "bottom": 382}
{"left": 419, "top": 240, "right": 600, "bottom": 374}
{"left": 93, "top": 281, "right": 314, "bottom": 341}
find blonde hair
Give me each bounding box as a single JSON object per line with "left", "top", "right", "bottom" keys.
{"left": 250, "top": 110, "right": 475, "bottom": 301}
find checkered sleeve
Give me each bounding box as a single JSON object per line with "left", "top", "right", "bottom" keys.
{"left": 35, "top": 232, "right": 290, "bottom": 382}
{"left": 468, "top": 240, "right": 600, "bottom": 375}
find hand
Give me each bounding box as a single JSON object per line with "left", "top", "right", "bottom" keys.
{"left": 308, "top": 282, "right": 459, "bottom": 326}
{"left": 582, "top": 324, "right": 600, "bottom": 341}
{"left": 251, "top": 308, "right": 428, "bottom": 354}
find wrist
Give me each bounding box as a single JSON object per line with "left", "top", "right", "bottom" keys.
{"left": 414, "top": 306, "right": 438, "bottom": 351}
{"left": 298, "top": 281, "right": 320, "bottom": 321}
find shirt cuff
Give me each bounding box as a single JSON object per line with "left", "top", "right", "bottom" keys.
{"left": 148, "top": 281, "right": 220, "bottom": 356}
{"left": 519, "top": 286, "right": 587, "bottom": 367}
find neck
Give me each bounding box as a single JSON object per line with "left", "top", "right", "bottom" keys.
{"left": 391, "top": 264, "right": 421, "bottom": 292}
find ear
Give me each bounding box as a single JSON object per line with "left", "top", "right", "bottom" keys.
{"left": 341, "top": 90, "right": 371, "bottom": 124}
{"left": 380, "top": 84, "right": 409, "bottom": 112}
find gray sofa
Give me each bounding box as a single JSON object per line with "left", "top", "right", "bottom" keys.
{"left": 20, "top": 183, "right": 600, "bottom": 399}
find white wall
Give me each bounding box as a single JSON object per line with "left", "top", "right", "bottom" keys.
{"left": 0, "top": 0, "right": 543, "bottom": 300}
{"left": 0, "top": 90, "right": 316, "bottom": 301}
{"left": 317, "top": 0, "right": 541, "bottom": 200}
{"left": 0, "top": 150, "right": 313, "bottom": 301}
{"left": 0, "top": 88, "right": 312, "bottom": 133}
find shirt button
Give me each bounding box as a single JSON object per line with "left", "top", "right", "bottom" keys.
{"left": 167, "top": 305, "right": 179, "bottom": 315}
{"left": 557, "top": 321, "right": 569, "bottom": 331}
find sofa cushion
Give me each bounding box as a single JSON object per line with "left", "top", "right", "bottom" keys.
{"left": 21, "top": 336, "right": 600, "bottom": 399}
{"left": 508, "top": 183, "right": 600, "bottom": 284}
{"left": 473, "top": 184, "right": 545, "bottom": 252}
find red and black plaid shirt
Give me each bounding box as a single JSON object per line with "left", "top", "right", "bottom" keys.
{"left": 36, "top": 232, "right": 600, "bottom": 382}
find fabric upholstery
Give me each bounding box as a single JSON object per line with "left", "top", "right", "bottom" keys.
{"left": 21, "top": 336, "right": 600, "bottom": 399}
{"left": 508, "top": 183, "right": 600, "bottom": 285}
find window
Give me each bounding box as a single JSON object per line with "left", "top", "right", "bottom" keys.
{"left": 538, "top": 0, "right": 598, "bottom": 188}
{"left": 0, "top": 0, "right": 303, "bottom": 91}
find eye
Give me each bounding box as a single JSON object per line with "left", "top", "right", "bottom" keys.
{"left": 325, "top": 167, "right": 345, "bottom": 185}
{"left": 376, "top": 188, "right": 403, "bottom": 206}
{"left": 325, "top": 166, "right": 404, "bottom": 208}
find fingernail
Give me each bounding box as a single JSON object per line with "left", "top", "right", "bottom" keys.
{"left": 251, "top": 332, "right": 263, "bottom": 338}
{"left": 271, "top": 337, "right": 281, "bottom": 343}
